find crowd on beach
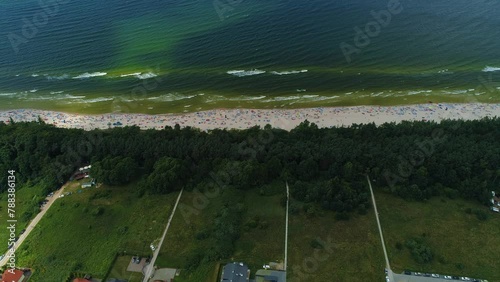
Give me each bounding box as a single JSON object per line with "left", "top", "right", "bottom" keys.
{"left": 0, "top": 103, "right": 499, "bottom": 131}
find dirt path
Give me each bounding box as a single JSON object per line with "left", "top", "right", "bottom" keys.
{"left": 143, "top": 188, "right": 184, "bottom": 282}
{"left": 0, "top": 182, "right": 68, "bottom": 267}
{"left": 366, "top": 175, "right": 395, "bottom": 281}
{"left": 284, "top": 181, "right": 289, "bottom": 271}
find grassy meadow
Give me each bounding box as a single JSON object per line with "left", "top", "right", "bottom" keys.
{"left": 4, "top": 178, "right": 499, "bottom": 282}
{"left": 376, "top": 189, "right": 500, "bottom": 281}
{"left": 0, "top": 183, "right": 47, "bottom": 255}
{"left": 156, "top": 181, "right": 288, "bottom": 281}
{"left": 287, "top": 200, "right": 386, "bottom": 282}
{"left": 14, "top": 180, "right": 178, "bottom": 281}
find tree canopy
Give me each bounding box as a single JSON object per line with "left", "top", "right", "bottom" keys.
{"left": 1, "top": 117, "right": 499, "bottom": 213}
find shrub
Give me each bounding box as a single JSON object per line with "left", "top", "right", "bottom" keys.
{"left": 117, "top": 226, "right": 129, "bottom": 234}
{"left": 259, "top": 221, "right": 269, "bottom": 230}
{"left": 195, "top": 230, "right": 210, "bottom": 240}
{"left": 335, "top": 211, "right": 350, "bottom": 221}
{"left": 310, "top": 239, "right": 323, "bottom": 249}
{"left": 246, "top": 219, "right": 258, "bottom": 229}
{"left": 405, "top": 238, "right": 433, "bottom": 264}
{"left": 474, "top": 209, "right": 488, "bottom": 221}
{"left": 92, "top": 207, "right": 104, "bottom": 216}
{"left": 395, "top": 242, "right": 403, "bottom": 250}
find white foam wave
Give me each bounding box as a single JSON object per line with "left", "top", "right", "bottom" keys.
{"left": 271, "top": 70, "right": 308, "bottom": 75}
{"left": 437, "top": 69, "right": 453, "bottom": 74}
{"left": 483, "top": 66, "right": 500, "bottom": 72}
{"left": 227, "top": 69, "right": 266, "bottom": 77}
{"left": 0, "top": 92, "right": 17, "bottom": 97}
{"left": 408, "top": 90, "right": 433, "bottom": 95}
{"left": 445, "top": 90, "right": 468, "bottom": 95}
{"left": 120, "top": 72, "right": 142, "bottom": 78}
{"left": 47, "top": 74, "right": 70, "bottom": 80}
{"left": 147, "top": 93, "right": 197, "bottom": 102}
{"left": 227, "top": 95, "right": 266, "bottom": 101}
{"left": 29, "top": 89, "right": 38, "bottom": 93}
{"left": 31, "top": 74, "right": 39, "bottom": 77}
{"left": 73, "top": 72, "right": 107, "bottom": 79}
{"left": 25, "top": 94, "right": 86, "bottom": 101}
{"left": 84, "top": 97, "right": 114, "bottom": 103}
{"left": 135, "top": 72, "right": 158, "bottom": 79}
{"left": 264, "top": 95, "right": 302, "bottom": 102}
{"left": 50, "top": 91, "right": 64, "bottom": 94}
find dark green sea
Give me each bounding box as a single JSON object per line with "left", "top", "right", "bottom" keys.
{"left": 1, "top": 0, "right": 500, "bottom": 114}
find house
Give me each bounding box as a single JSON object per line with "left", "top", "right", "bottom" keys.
{"left": 491, "top": 207, "right": 499, "bottom": 213}
{"left": 1, "top": 269, "right": 25, "bottom": 282}
{"left": 82, "top": 182, "right": 93, "bottom": 188}
{"left": 74, "top": 173, "right": 86, "bottom": 180}
{"left": 255, "top": 269, "right": 286, "bottom": 282}
{"left": 73, "top": 278, "right": 91, "bottom": 282}
{"left": 220, "top": 262, "right": 249, "bottom": 282}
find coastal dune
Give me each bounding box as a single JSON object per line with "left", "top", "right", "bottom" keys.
{"left": 1, "top": 103, "right": 499, "bottom": 131}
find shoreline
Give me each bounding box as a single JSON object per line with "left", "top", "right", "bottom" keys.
{"left": 1, "top": 103, "right": 499, "bottom": 131}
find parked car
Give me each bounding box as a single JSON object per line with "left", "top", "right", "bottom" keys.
{"left": 444, "top": 275, "right": 452, "bottom": 279}
{"left": 432, "top": 274, "right": 440, "bottom": 278}
{"left": 404, "top": 270, "right": 411, "bottom": 275}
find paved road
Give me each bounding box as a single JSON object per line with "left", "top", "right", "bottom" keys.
{"left": 366, "top": 175, "right": 394, "bottom": 281}
{"left": 0, "top": 183, "right": 67, "bottom": 267}
{"left": 284, "top": 181, "right": 289, "bottom": 271}
{"left": 143, "top": 188, "right": 184, "bottom": 282}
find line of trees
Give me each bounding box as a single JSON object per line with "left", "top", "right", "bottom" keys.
{"left": 1, "top": 117, "right": 499, "bottom": 213}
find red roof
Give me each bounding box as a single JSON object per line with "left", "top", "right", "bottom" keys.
{"left": 73, "top": 279, "right": 91, "bottom": 282}
{"left": 1, "top": 269, "right": 24, "bottom": 282}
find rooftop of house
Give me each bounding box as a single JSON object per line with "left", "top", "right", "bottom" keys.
{"left": 1, "top": 269, "right": 24, "bottom": 282}
{"left": 73, "top": 278, "right": 91, "bottom": 282}
{"left": 255, "top": 269, "right": 286, "bottom": 282}
{"left": 221, "top": 262, "right": 249, "bottom": 282}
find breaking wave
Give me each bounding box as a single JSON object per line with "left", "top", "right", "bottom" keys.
{"left": 72, "top": 72, "right": 107, "bottom": 79}
{"left": 227, "top": 69, "right": 266, "bottom": 77}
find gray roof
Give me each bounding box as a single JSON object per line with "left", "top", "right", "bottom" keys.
{"left": 255, "top": 269, "right": 286, "bottom": 282}
{"left": 221, "top": 262, "right": 249, "bottom": 282}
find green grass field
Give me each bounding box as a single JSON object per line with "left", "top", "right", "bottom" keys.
{"left": 0, "top": 183, "right": 46, "bottom": 255}
{"left": 232, "top": 187, "right": 286, "bottom": 272}
{"left": 14, "top": 181, "right": 178, "bottom": 281}
{"left": 376, "top": 189, "right": 500, "bottom": 281}
{"left": 107, "top": 255, "right": 144, "bottom": 282}
{"left": 156, "top": 181, "right": 288, "bottom": 281}
{"left": 287, "top": 200, "right": 386, "bottom": 282}
{"left": 155, "top": 189, "right": 230, "bottom": 282}
{"left": 6, "top": 178, "right": 499, "bottom": 282}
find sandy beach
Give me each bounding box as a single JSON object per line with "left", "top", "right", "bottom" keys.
{"left": 1, "top": 103, "right": 499, "bottom": 131}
